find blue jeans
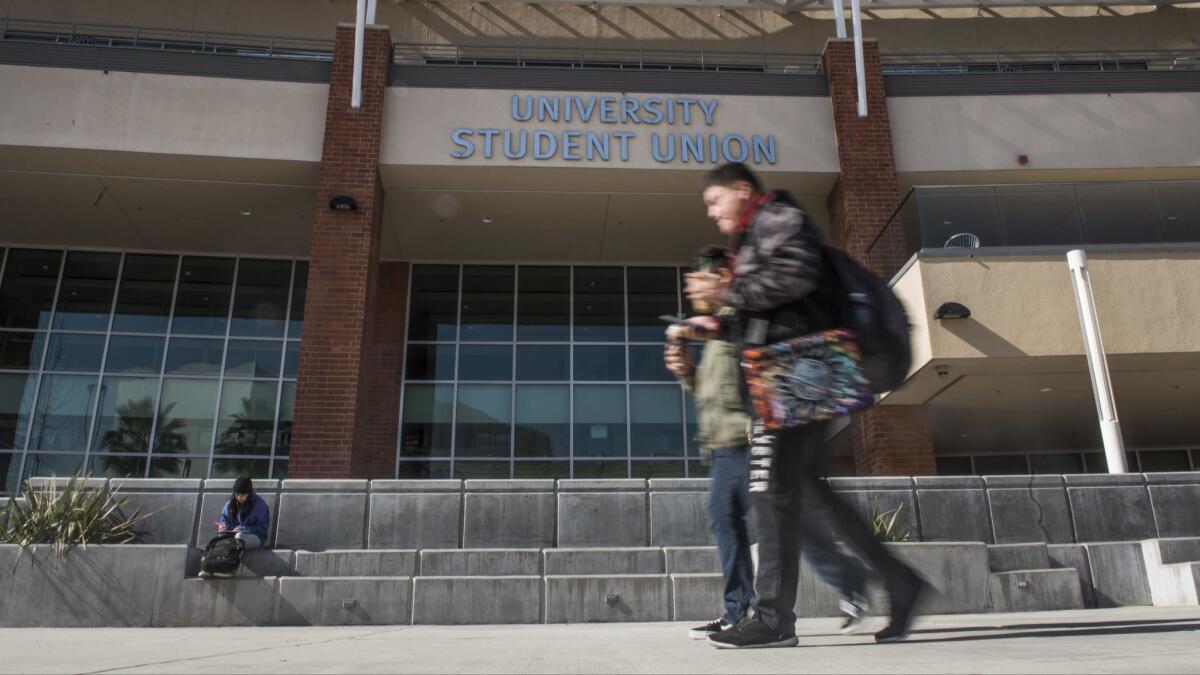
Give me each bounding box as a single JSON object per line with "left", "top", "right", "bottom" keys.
{"left": 707, "top": 445, "right": 756, "bottom": 624}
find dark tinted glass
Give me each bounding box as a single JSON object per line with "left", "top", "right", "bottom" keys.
{"left": 43, "top": 333, "right": 105, "bottom": 372}
{"left": 515, "top": 385, "right": 569, "bottom": 458}
{"left": 408, "top": 265, "right": 459, "bottom": 341}
{"left": 626, "top": 267, "right": 678, "bottom": 342}
{"left": 517, "top": 266, "right": 569, "bottom": 341}
{"left": 165, "top": 338, "right": 224, "bottom": 376}
{"left": 629, "top": 385, "right": 683, "bottom": 457}
{"left": 224, "top": 340, "right": 283, "bottom": 379}
{"left": 516, "top": 345, "right": 568, "bottom": 381}
{"left": 112, "top": 254, "right": 177, "bottom": 333}
{"left": 0, "top": 249, "right": 62, "bottom": 330}
{"left": 629, "top": 345, "right": 673, "bottom": 381}
{"left": 90, "top": 376, "right": 159, "bottom": 452}
{"left": 574, "top": 345, "right": 625, "bottom": 381}
{"left": 153, "top": 378, "right": 219, "bottom": 454}
{"left": 574, "top": 385, "right": 626, "bottom": 458}
{"left": 574, "top": 267, "right": 624, "bottom": 341}
{"left": 53, "top": 251, "right": 120, "bottom": 331}
{"left": 171, "top": 257, "right": 235, "bottom": 336}
{"left": 460, "top": 266, "right": 514, "bottom": 342}
{"left": 104, "top": 335, "right": 164, "bottom": 375}
{"left": 230, "top": 259, "right": 291, "bottom": 338}
{"left": 288, "top": 262, "right": 307, "bottom": 338}
{"left": 1138, "top": 449, "right": 1191, "bottom": 473}
{"left": 455, "top": 384, "right": 511, "bottom": 458}
{"left": 405, "top": 344, "right": 456, "bottom": 381}
{"left": 973, "top": 454, "right": 1029, "bottom": 476}
{"left": 214, "top": 380, "right": 279, "bottom": 455}
{"left": 457, "top": 345, "right": 512, "bottom": 381}
{"left": 28, "top": 374, "right": 98, "bottom": 451}
{"left": 0, "top": 372, "right": 36, "bottom": 449}
{"left": 399, "top": 384, "right": 453, "bottom": 457}
{"left": 0, "top": 331, "right": 45, "bottom": 370}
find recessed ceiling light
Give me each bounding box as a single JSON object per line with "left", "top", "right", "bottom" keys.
{"left": 1040, "top": 387, "right": 1054, "bottom": 393}
{"left": 481, "top": 217, "right": 493, "bottom": 224}
{"left": 240, "top": 210, "right": 253, "bottom": 217}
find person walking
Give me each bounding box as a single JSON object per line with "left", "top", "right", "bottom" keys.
{"left": 667, "top": 246, "right": 872, "bottom": 641}
{"left": 679, "top": 163, "right": 926, "bottom": 648}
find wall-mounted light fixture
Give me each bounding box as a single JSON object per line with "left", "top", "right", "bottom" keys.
{"left": 934, "top": 302, "right": 971, "bottom": 320}
{"left": 329, "top": 195, "right": 358, "bottom": 212}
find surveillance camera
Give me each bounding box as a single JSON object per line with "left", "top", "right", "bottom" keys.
{"left": 936, "top": 366, "right": 950, "bottom": 379}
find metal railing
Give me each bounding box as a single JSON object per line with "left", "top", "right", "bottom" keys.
{"left": 0, "top": 17, "right": 334, "bottom": 61}
{"left": 866, "top": 180, "right": 1200, "bottom": 276}
{"left": 881, "top": 49, "right": 1200, "bottom": 74}
{"left": 393, "top": 42, "right": 823, "bottom": 74}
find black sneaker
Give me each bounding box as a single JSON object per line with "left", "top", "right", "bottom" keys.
{"left": 875, "top": 573, "right": 929, "bottom": 643}
{"left": 839, "top": 594, "right": 869, "bottom": 634}
{"left": 689, "top": 618, "right": 731, "bottom": 639}
{"left": 707, "top": 617, "right": 798, "bottom": 649}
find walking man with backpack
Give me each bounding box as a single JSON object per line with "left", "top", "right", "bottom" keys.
{"left": 678, "top": 163, "right": 927, "bottom": 648}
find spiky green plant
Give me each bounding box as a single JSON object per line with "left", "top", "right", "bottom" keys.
{"left": 1, "top": 473, "right": 154, "bottom": 565}
{"left": 870, "top": 497, "right": 912, "bottom": 543}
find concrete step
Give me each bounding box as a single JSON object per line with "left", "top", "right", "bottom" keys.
{"left": 1141, "top": 539, "right": 1200, "bottom": 606}
{"left": 987, "top": 543, "right": 1050, "bottom": 573}
{"left": 187, "top": 549, "right": 296, "bottom": 578}
{"left": 544, "top": 548, "right": 664, "bottom": 575}
{"left": 987, "top": 569, "right": 1085, "bottom": 613}
{"left": 276, "top": 577, "right": 412, "bottom": 626}
{"left": 419, "top": 549, "right": 542, "bottom": 576}
{"left": 1156, "top": 538, "right": 1200, "bottom": 565}
{"left": 296, "top": 550, "right": 417, "bottom": 577}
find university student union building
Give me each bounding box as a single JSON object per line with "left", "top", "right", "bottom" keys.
{"left": 1, "top": 0, "right": 1200, "bottom": 490}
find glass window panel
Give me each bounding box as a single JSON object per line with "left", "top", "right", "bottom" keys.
{"left": 408, "top": 265, "right": 459, "bottom": 341}
{"left": 1138, "top": 449, "right": 1191, "bottom": 473}
{"left": 104, "top": 335, "right": 164, "bottom": 375}
{"left": 935, "top": 456, "right": 973, "bottom": 476}
{"left": 516, "top": 345, "right": 568, "bottom": 381}
{"left": 89, "top": 454, "right": 147, "bottom": 479}
{"left": 0, "top": 331, "right": 45, "bottom": 370}
{"left": 515, "top": 385, "right": 569, "bottom": 458}
{"left": 112, "top": 254, "right": 177, "bottom": 334}
{"left": 0, "top": 373, "right": 36, "bottom": 450}
{"left": 214, "top": 380, "right": 279, "bottom": 456}
{"left": 1, "top": 452, "right": 22, "bottom": 494}
{"left": 627, "top": 268, "right": 679, "bottom": 342}
{"left": 230, "top": 259, "right": 291, "bottom": 338}
{"left": 513, "top": 461, "right": 570, "bottom": 479}
{"left": 211, "top": 458, "right": 272, "bottom": 479}
{"left": 684, "top": 393, "right": 700, "bottom": 458}
{"left": 517, "top": 266, "right": 569, "bottom": 341}
{"left": 171, "top": 257, "right": 235, "bottom": 336}
{"left": 1029, "top": 453, "right": 1085, "bottom": 475}
{"left": 1193, "top": 449, "right": 1199, "bottom": 471}
{"left": 1084, "top": 451, "right": 1139, "bottom": 473}
{"left": 52, "top": 251, "right": 120, "bottom": 331}
{"left": 574, "top": 267, "right": 624, "bottom": 342}
{"left": 453, "top": 461, "right": 511, "bottom": 479}
{"left": 1078, "top": 184, "right": 1163, "bottom": 245}
{"left": 0, "top": 249, "right": 63, "bottom": 330}
{"left": 27, "top": 374, "right": 98, "bottom": 452}
{"left": 687, "top": 460, "right": 709, "bottom": 478}
{"left": 283, "top": 341, "right": 300, "bottom": 379}
{"left": 630, "top": 385, "right": 684, "bottom": 457}
{"left": 455, "top": 384, "right": 511, "bottom": 458}
{"left": 915, "top": 188, "right": 1004, "bottom": 249}
{"left": 90, "top": 376, "right": 159, "bottom": 453}
{"left": 574, "top": 345, "right": 625, "bottom": 381}
{"left": 973, "top": 454, "right": 1029, "bottom": 476}
{"left": 1155, "top": 184, "right": 1200, "bottom": 243}
{"left": 460, "top": 266, "right": 514, "bottom": 342}
{"left": 995, "top": 185, "right": 1086, "bottom": 247}
{"left": 272, "top": 459, "right": 288, "bottom": 480}
{"left": 43, "top": 333, "right": 105, "bottom": 372}
{"left": 458, "top": 345, "right": 512, "bottom": 381}
{"left": 572, "top": 460, "right": 628, "bottom": 478}
{"left": 21, "top": 453, "right": 85, "bottom": 481}
{"left": 276, "top": 382, "right": 295, "bottom": 454}
{"left": 288, "top": 262, "right": 307, "bottom": 339}
{"left": 405, "top": 344, "right": 456, "bottom": 381}
{"left": 631, "top": 460, "right": 685, "bottom": 478}
{"left": 224, "top": 340, "right": 283, "bottom": 379}
{"left": 164, "top": 338, "right": 224, "bottom": 376}
{"left": 574, "top": 385, "right": 626, "bottom": 458}
{"left": 629, "top": 345, "right": 673, "bottom": 382}
{"left": 400, "top": 384, "right": 453, "bottom": 457}
{"left": 149, "top": 456, "right": 210, "bottom": 479}
{"left": 154, "top": 378, "right": 219, "bottom": 454}
{"left": 398, "top": 461, "right": 452, "bottom": 479}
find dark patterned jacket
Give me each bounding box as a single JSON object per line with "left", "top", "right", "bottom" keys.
{"left": 727, "top": 190, "right": 835, "bottom": 348}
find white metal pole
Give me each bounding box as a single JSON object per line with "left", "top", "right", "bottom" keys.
{"left": 850, "top": 0, "right": 867, "bottom": 117}
{"left": 1067, "top": 249, "right": 1127, "bottom": 474}
{"left": 832, "top": 0, "right": 847, "bottom": 39}
{"left": 352, "top": 0, "right": 367, "bottom": 109}
{"left": 367, "top": 0, "right": 378, "bottom": 24}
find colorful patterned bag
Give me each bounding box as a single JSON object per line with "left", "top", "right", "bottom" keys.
{"left": 741, "top": 329, "right": 875, "bottom": 430}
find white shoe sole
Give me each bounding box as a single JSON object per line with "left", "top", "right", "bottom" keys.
{"left": 707, "top": 636, "right": 798, "bottom": 649}
{"left": 689, "top": 630, "right": 717, "bottom": 640}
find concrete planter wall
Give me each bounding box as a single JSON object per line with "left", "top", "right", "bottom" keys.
{"left": 22, "top": 472, "right": 1200, "bottom": 549}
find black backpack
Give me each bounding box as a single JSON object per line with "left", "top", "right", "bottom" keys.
{"left": 821, "top": 245, "right": 912, "bottom": 394}
{"left": 200, "top": 532, "right": 244, "bottom": 576}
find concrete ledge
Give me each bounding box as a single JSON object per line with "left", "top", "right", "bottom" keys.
{"left": 370, "top": 480, "right": 462, "bottom": 493}
{"left": 1062, "top": 474, "right": 1147, "bottom": 487}
{"left": 169, "top": 577, "right": 279, "bottom": 627}
{"left": 648, "top": 479, "right": 709, "bottom": 492}
{"left": 276, "top": 577, "right": 413, "bottom": 626}
{"left": 917, "top": 488, "right": 992, "bottom": 543}
{"left": 670, "top": 574, "right": 723, "bottom": 621}
{"left": 988, "top": 569, "right": 1084, "bottom": 612}
{"left": 543, "top": 548, "right": 663, "bottom": 575}
{"left": 463, "top": 491, "right": 555, "bottom": 548}
{"left": 1068, "top": 484, "right": 1157, "bottom": 542}
{"left": 368, "top": 492, "right": 461, "bottom": 549}
{"left": 557, "top": 492, "right": 648, "bottom": 548}
{"left": 914, "top": 476, "right": 984, "bottom": 490}
{"left": 983, "top": 475, "right": 1065, "bottom": 489}
{"left": 1149, "top": 483, "right": 1200, "bottom": 539}
{"left": 544, "top": 575, "right": 669, "bottom": 623}
{"left": 986, "top": 485, "right": 1074, "bottom": 544}
{"left": 27, "top": 477, "right": 108, "bottom": 490}
{"left": 987, "top": 543, "right": 1050, "bottom": 573}
{"left": 1140, "top": 540, "right": 1200, "bottom": 606}
{"left": 1084, "top": 541, "right": 1153, "bottom": 607}
{"left": 420, "top": 549, "right": 542, "bottom": 576}
{"left": 115, "top": 490, "right": 201, "bottom": 545}
{"left": 664, "top": 547, "right": 718, "bottom": 574}
{"left": 649, "top": 491, "right": 710, "bottom": 547}
{"left": 280, "top": 480, "right": 369, "bottom": 492}
{"left": 295, "top": 550, "right": 416, "bottom": 577}
{"left": 828, "top": 477, "right": 915, "bottom": 491}
{"left": 1143, "top": 472, "right": 1200, "bottom": 486}
{"left": 276, "top": 492, "right": 367, "bottom": 550}
{"left": 1048, "top": 544, "right": 1097, "bottom": 608}
{"left": 466, "top": 480, "right": 555, "bottom": 493}
{"left": 886, "top": 542, "right": 991, "bottom": 614}
{"left": 204, "top": 479, "right": 281, "bottom": 492}
{"left": 558, "top": 479, "right": 647, "bottom": 492}
{"left": 412, "top": 576, "right": 542, "bottom": 624}
{"left": 1157, "top": 538, "right": 1200, "bottom": 565}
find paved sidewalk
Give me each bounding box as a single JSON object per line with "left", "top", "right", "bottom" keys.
{"left": 2, "top": 607, "right": 1198, "bottom": 674}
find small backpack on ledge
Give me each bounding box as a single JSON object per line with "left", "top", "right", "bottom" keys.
{"left": 200, "top": 532, "right": 244, "bottom": 578}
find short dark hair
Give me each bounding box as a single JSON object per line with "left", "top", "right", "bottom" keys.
{"left": 703, "top": 162, "right": 761, "bottom": 194}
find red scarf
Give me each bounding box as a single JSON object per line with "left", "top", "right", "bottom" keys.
{"left": 728, "top": 192, "right": 772, "bottom": 273}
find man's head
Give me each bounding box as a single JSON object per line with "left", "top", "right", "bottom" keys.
{"left": 702, "top": 163, "right": 762, "bottom": 236}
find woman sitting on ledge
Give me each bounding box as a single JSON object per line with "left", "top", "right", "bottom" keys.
{"left": 217, "top": 476, "right": 270, "bottom": 550}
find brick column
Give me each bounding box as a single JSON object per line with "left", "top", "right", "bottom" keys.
{"left": 823, "top": 39, "right": 937, "bottom": 477}
{"left": 289, "top": 24, "right": 393, "bottom": 479}
{"left": 361, "top": 261, "right": 409, "bottom": 479}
